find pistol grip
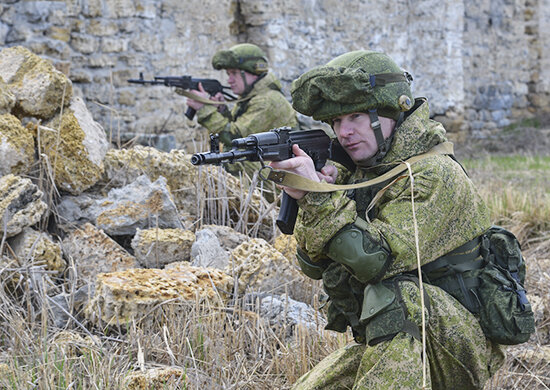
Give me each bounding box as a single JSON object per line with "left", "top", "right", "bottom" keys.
{"left": 185, "top": 107, "right": 196, "bottom": 120}
{"left": 276, "top": 192, "right": 298, "bottom": 235}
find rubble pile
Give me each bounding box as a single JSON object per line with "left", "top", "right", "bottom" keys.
{"left": 0, "top": 46, "right": 323, "bottom": 355}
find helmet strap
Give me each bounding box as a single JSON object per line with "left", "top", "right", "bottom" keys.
{"left": 240, "top": 70, "right": 249, "bottom": 95}
{"left": 359, "top": 109, "right": 399, "bottom": 167}
{"left": 368, "top": 109, "right": 387, "bottom": 154}
{"left": 240, "top": 71, "right": 266, "bottom": 97}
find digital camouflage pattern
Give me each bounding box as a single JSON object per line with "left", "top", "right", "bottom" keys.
{"left": 211, "top": 43, "right": 268, "bottom": 75}
{"left": 296, "top": 98, "right": 490, "bottom": 271}
{"left": 290, "top": 50, "right": 413, "bottom": 121}
{"left": 292, "top": 280, "right": 504, "bottom": 390}
{"left": 293, "top": 98, "right": 504, "bottom": 389}
{"left": 197, "top": 71, "right": 298, "bottom": 178}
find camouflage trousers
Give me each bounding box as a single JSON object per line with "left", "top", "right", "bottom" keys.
{"left": 292, "top": 280, "right": 505, "bottom": 390}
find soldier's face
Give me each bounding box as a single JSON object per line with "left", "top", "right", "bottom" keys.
{"left": 332, "top": 112, "right": 395, "bottom": 164}
{"left": 226, "top": 69, "right": 257, "bottom": 95}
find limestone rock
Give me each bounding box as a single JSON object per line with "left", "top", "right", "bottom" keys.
{"left": 94, "top": 175, "right": 182, "bottom": 236}
{"left": 228, "top": 238, "right": 307, "bottom": 302}
{"left": 55, "top": 193, "right": 100, "bottom": 232}
{"left": 101, "top": 146, "right": 197, "bottom": 213}
{"left": 202, "top": 224, "right": 248, "bottom": 250}
{"left": 273, "top": 234, "right": 298, "bottom": 261}
{"left": 0, "top": 174, "right": 47, "bottom": 238}
{"left": 39, "top": 96, "right": 108, "bottom": 194}
{"left": 244, "top": 292, "right": 327, "bottom": 341}
{"left": 131, "top": 228, "right": 195, "bottom": 268}
{"left": 101, "top": 146, "right": 276, "bottom": 237}
{"left": 48, "top": 285, "right": 92, "bottom": 328}
{"left": 190, "top": 228, "right": 229, "bottom": 269}
{"left": 62, "top": 223, "right": 138, "bottom": 284}
{"left": 0, "top": 114, "right": 35, "bottom": 176}
{"left": 85, "top": 263, "right": 232, "bottom": 325}
{"left": 125, "top": 367, "right": 186, "bottom": 389}
{"left": 49, "top": 330, "right": 99, "bottom": 358}
{"left": 0, "top": 46, "right": 72, "bottom": 119}
{"left": 0, "top": 76, "right": 15, "bottom": 114}
{"left": 8, "top": 227, "right": 65, "bottom": 274}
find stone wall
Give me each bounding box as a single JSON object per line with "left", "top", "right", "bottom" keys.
{"left": 1, "top": 0, "right": 548, "bottom": 146}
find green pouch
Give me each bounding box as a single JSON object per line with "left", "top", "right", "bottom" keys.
{"left": 426, "top": 226, "right": 535, "bottom": 345}
{"left": 476, "top": 262, "right": 534, "bottom": 344}
{"left": 475, "top": 227, "right": 535, "bottom": 345}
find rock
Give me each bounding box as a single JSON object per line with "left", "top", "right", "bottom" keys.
{"left": 0, "top": 113, "right": 35, "bottom": 176}
{"left": 0, "top": 174, "right": 47, "bottom": 238}
{"left": 243, "top": 292, "right": 327, "bottom": 340}
{"left": 8, "top": 227, "right": 65, "bottom": 274}
{"left": 85, "top": 263, "right": 232, "bottom": 326}
{"left": 228, "top": 238, "right": 307, "bottom": 303}
{"left": 38, "top": 96, "right": 109, "bottom": 194}
{"left": 55, "top": 193, "right": 100, "bottom": 232}
{"left": 49, "top": 330, "right": 99, "bottom": 357}
{"left": 94, "top": 175, "right": 182, "bottom": 236}
{"left": 0, "top": 46, "right": 72, "bottom": 119}
{"left": 273, "top": 234, "right": 298, "bottom": 261}
{"left": 201, "top": 224, "right": 248, "bottom": 250}
{"left": 125, "top": 367, "right": 189, "bottom": 390}
{"left": 190, "top": 228, "right": 229, "bottom": 269}
{"left": 48, "top": 285, "right": 92, "bottom": 329}
{"left": 101, "top": 146, "right": 197, "bottom": 212}
{"left": 62, "top": 223, "right": 138, "bottom": 284}
{"left": 131, "top": 228, "right": 195, "bottom": 268}
{"left": 0, "top": 76, "right": 16, "bottom": 114}
{"left": 101, "top": 146, "right": 276, "bottom": 237}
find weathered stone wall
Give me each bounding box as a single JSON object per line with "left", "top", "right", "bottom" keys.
{"left": 1, "top": 0, "right": 548, "bottom": 144}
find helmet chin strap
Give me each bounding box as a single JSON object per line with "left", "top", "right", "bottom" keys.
{"left": 240, "top": 70, "right": 250, "bottom": 95}
{"left": 357, "top": 109, "right": 401, "bottom": 167}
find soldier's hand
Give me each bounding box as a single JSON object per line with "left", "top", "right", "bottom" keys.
{"left": 318, "top": 164, "right": 338, "bottom": 184}
{"left": 269, "top": 144, "right": 320, "bottom": 200}
{"left": 186, "top": 82, "right": 210, "bottom": 111}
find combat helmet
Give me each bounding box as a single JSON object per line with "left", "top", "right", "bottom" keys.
{"left": 212, "top": 43, "right": 269, "bottom": 75}
{"left": 291, "top": 50, "right": 414, "bottom": 165}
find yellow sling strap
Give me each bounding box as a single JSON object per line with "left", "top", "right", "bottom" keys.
{"left": 262, "top": 141, "right": 454, "bottom": 192}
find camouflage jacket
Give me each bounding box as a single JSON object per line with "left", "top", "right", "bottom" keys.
{"left": 295, "top": 99, "right": 491, "bottom": 278}
{"left": 196, "top": 72, "right": 298, "bottom": 148}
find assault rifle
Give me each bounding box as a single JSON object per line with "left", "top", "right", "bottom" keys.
{"left": 191, "top": 127, "right": 355, "bottom": 234}
{"left": 128, "top": 72, "right": 236, "bottom": 119}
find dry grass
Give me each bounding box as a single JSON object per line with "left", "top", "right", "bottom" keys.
{"left": 1, "top": 136, "right": 549, "bottom": 389}
{"left": 464, "top": 153, "right": 550, "bottom": 390}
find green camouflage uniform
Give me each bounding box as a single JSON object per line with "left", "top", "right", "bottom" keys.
{"left": 196, "top": 72, "right": 298, "bottom": 178}
{"left": 292, "top": 99, "right": 505, "bottom": 389}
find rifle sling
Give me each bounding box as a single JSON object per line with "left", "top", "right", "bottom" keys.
{"left": 263, "top": 142, "right": 454, "bottom": 192}
{"left": 178, "top": 89, "right": 252, "bottom": 106}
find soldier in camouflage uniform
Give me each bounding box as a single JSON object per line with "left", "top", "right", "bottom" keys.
{"left": 187, "top": 43, "right": 298, "bottom": 179}
{"left": 270, "top": 50, "right": 505, "bottom": 389}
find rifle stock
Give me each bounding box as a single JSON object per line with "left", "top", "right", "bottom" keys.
{"left": 191, "top": 127, "right": 354, "bottom": 234}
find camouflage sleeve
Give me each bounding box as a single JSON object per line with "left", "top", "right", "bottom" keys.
{"left": 229, "top": 91, "right": 297, "bottom": 138}
{"left": 196, "top": 105, "right": 232, "bottom": 137}
{"left": 295, "top": 190, "right": 357, "bottom": 260}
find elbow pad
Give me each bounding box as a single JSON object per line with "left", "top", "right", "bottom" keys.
{"left": 326, "top": 219, "right": 392, "bottom": 284}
